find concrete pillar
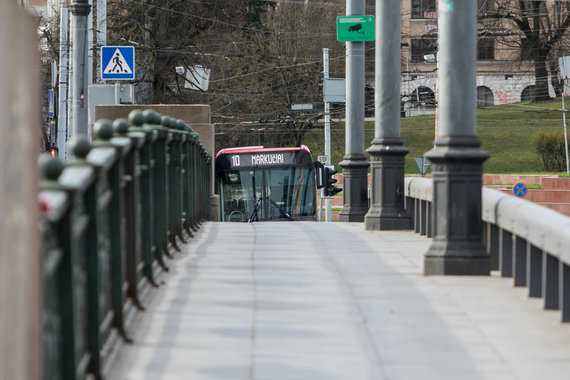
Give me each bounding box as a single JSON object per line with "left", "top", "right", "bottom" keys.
{"left": 69, "top": 0, "right": 91, "bottom": 138}
{"left": 0, "top": 4, "right": 41, "bottom": 380}
{"left": 339, "top": 0, "right": 370, "bottom": 222}
{"left": 364, "top": 0, "right": 410, "bottom": 230}
{"left": 424, "top": 0, "right": 490, "bottom": 275}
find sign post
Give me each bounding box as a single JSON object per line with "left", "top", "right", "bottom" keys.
{"left": 323, "top": 49, "right": 332, "bottom": 222}
{"left": 557, "top": 56, "right": 570, "bottom": 174}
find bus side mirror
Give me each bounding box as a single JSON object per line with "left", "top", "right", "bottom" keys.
{"left": 314, "top": 161, "right": 325, "bottom": 189}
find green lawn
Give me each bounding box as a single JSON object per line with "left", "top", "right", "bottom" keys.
{"left": 304, "top": 99, "right": 568, "bottom": 174}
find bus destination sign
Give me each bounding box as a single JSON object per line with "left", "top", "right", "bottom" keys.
{"left": 231, "top": 152, "right": 289, "bottom": 168}
{"left": 216, "top": 149, "right": 313, "bottom": 171}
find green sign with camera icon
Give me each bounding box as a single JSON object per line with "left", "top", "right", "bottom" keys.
{"left": 337, "top": 15, "right": 375, "bottom": 42}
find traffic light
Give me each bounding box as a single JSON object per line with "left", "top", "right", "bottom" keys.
{"left": 49, "top": 146, "right": 58, "bottom": 158}
{"left": 324, "top": 165, "right": 342, "bottom": 197}
{"left": 314, "top": 161, "right": 325, "bottom": 189}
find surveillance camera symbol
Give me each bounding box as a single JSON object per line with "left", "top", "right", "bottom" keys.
{"left": 348, "top": 23, "right": 363, "bottom": 33}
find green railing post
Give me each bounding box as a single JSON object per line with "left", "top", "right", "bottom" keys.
{"left": 163, "top": 116, "right": 183, "bottom": 251}
{"left": 193, "top": 138, "right": 202, "bottom": 226}
{"left": 171, "top": 119, "right": 185, "bottom": 243}
{"left": 92, "top": 119, "right": 135, "bottom": 342}
{"left": 114, "top": 118, "right": 147, "bottom": 310}
{"left": 128, "top": 110, "right": 161, "bottom": 286}
{"left": 188, "top": 130, "right": 199, "bottom": 230}
{"left": 143, "top": 110, "right": 170, "bottom": 266}
{"left": 198, "top": 143, "right": 206, "bottom": 222}
{"left": 81, "top": 136, "right": 118, "bottom": 378}
{"left": 58, "top": 138, "right": 103, "bottom": 378}
{"left": 178, "top": 120, "right": 193, "bottom": 237}
{"left": 206, "top": 155, "right": 212, "bottom": 220}
{"left": 39, "top": 155, "right": 81, "bottom": 380}
{"left": 84, "top": 131, "right": 122, "bottom": 376}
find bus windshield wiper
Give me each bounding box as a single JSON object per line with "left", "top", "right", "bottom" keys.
{"left": 248, "top": 197, "right": 261, "bottom": 223}
{"left": 266, "top": 196, "right": 292, "bottom": 220}
{"left": 248, "top": 171, "right": 258, "bottom": 223}
{"left": 248, "top": 196, "right": 292, "bottom": 222}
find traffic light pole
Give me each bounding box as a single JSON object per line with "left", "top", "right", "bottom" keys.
{"left": 323, "top": 48, "right": 332, "bottom": 222}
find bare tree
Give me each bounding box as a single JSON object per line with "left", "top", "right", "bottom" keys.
{"left": 106, "top": 1, "right": 346, "bottom": 148}
{"left": 37, "top": 12, "right": 61, "bottom": 151}
{"left": 210, "top": 2, "right": 344, "bottom": 148}
{"left": 107, "top": 0, "right": 274, "bottom": 103}
{"left": 482, "top": 1, "right": 570, "bottom": 101}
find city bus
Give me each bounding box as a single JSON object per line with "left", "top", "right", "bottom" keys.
{"left": 215, "top": 146, "right": 317, "bottom": 222}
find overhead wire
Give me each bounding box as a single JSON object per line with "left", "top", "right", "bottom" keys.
{"left": 106, "top": 0, "right": 570, "bottom": 131}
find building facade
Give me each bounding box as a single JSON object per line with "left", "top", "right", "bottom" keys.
{"left": 400, "top": 0, "right": 558, "bottom": 113}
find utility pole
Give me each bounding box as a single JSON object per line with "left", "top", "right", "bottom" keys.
{"left": 323, "top": 48, "right": 332, "bottom": 222}
{"left": 97, "top": 0, "right": 107, "bottom": 83}
{"left": 339, "top": 0, "right": 370, "bottom": 222}
{"left": 364, "top": 0, "right": 410, "bottom": 230}
{"left": 69, "top": 0, "right": 91, "bottom": 138}
{"left": 57, "top": 7, "right": 69, "bottom": 160}
{"left": 563, "top": 94, "right": 570, "bottom": 174}
{"left": 560, "top": 58, "right": 570, "bottom": 174}
{"left": 87, "top": 0, "right": 93, "bottom": 85}
{"left": 424, "top": 0, "right": 490, "bottom": 275}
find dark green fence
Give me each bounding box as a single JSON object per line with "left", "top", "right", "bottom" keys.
{"left": 38, "top": 109, "right": 211, "bottom": 380}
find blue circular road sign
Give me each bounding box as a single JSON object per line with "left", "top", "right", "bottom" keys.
{"left": 513, "top": 182, "right": 528, "bottom": 198}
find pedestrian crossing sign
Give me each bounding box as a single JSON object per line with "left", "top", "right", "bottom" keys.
{"left": 101, "top": 46, "right": 135, "bottom": 80}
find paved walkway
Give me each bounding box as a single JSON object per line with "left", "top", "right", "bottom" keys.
{"left": 109, "top": 222, "right": 570, "bottom": 380}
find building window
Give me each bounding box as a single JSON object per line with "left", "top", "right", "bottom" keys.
{"left": 477, "top": 86, "right": 494, "bottom": 107}
{"left": 411, "top": 38, "right": 436, "bottom": 62}
{"left": 520, "top": 38, "right": 532, "bottom": 60}
{"left": 477, "top": 39, "right": 494, "bottom": 60}
{"left": 411, "top": 86, "right": 435, "bottom": 105}
{"left": 521, "top": 85, "right": 535, "bottom": 101}
{"left": 412, "top": 0, "right": 436, "bottom": 19}
{"left": 478, "top": 0, "right": 494, "bottom": 14}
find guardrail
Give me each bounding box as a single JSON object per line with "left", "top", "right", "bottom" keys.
{"left": 39, "top": 109, "right": 211, "bottom": 380}
{"left": 405, "top": 177, "right": 570, "bottom": 322}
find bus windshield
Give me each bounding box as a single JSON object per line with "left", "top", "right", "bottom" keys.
{"left": 215, "top": 147, "right": 317, "bottom": 222}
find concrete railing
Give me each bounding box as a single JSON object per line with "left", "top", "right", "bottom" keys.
{"left": 405, "top": 177, "right": 570, "bottom": 322}
{"left": 38, "top": 109, "right": 211, "bottom": 380}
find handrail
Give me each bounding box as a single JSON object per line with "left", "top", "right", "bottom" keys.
{"left": 38, "top": 109, "right": 211, "bottom": 380}
{"left": 481, "top": 187, "right": 570, "bottom": 262}
{"left": 404, "top": 176, "right": 570, "bottom": 322}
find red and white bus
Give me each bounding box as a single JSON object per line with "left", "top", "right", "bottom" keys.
{"left": 215, "top": 146, "right": 317, "bottom": 222}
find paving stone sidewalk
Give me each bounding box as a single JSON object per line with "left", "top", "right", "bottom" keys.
{"left": 109, "top": 222, "right": 570, "bottom": 380}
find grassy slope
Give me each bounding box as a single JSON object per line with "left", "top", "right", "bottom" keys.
{"left": 304, "top": 99, "right": 567, "bottom": 174}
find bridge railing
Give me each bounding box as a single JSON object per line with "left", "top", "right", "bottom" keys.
{"left": 405, "top": 177, "right": 570, "bottom": 322}
{"left": 38, "top": 109, "right": 211, "bottom": 380}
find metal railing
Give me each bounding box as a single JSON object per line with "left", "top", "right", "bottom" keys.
{"left": 405, "top": 176, "right": 570, "bottom": 322}
{"left": 39, "top": 109, "right": 211, "bottom": 380}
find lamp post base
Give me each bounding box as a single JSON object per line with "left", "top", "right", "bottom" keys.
{"left": 423, "top": 137, "right": 490, "bottom": 276}
{"left": 365, "top": 138, "right": 411, "bottom": 230}
{"left": 339, "top": 154, "right": 370, "bottom": 223}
